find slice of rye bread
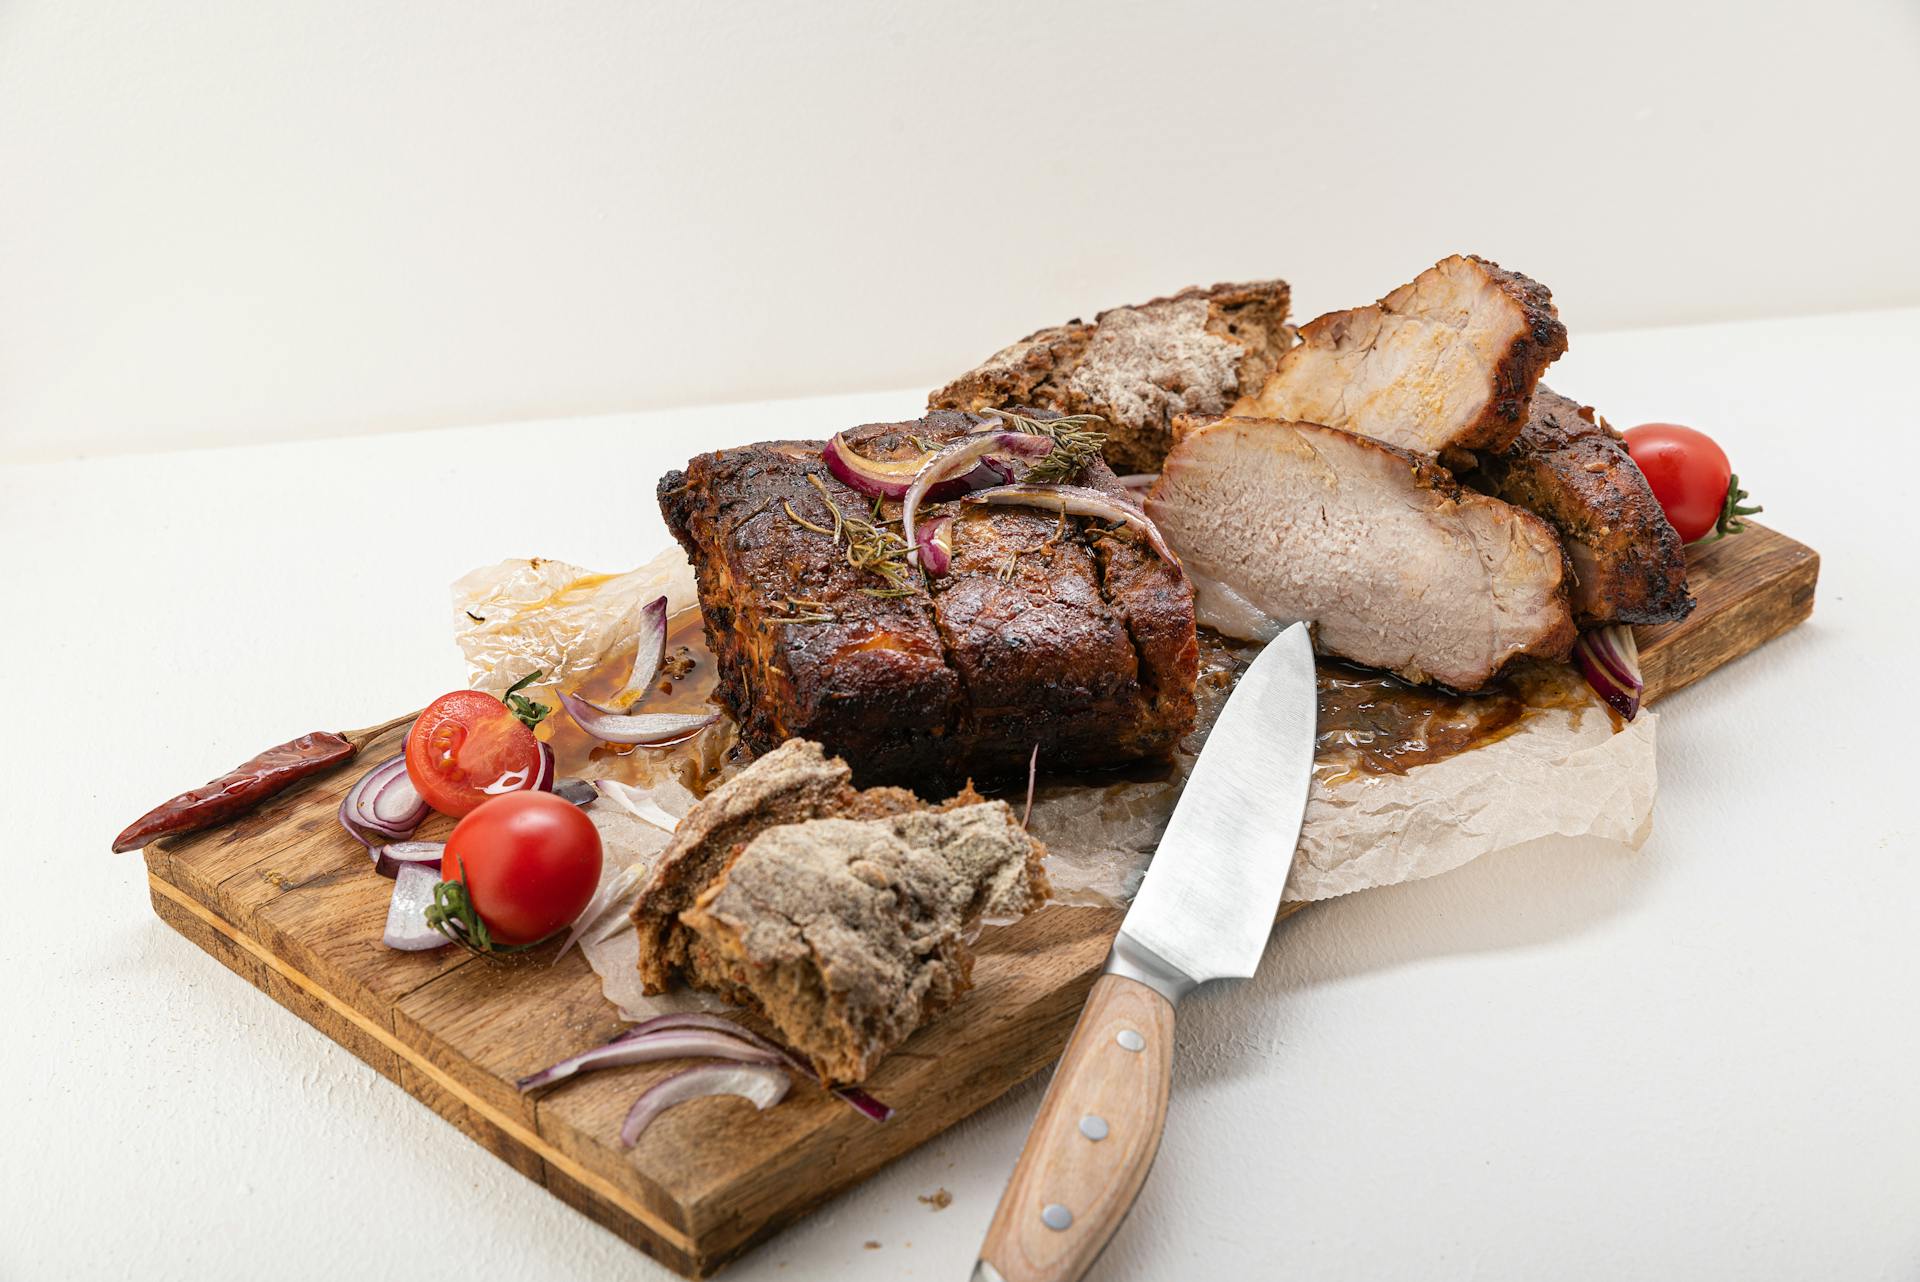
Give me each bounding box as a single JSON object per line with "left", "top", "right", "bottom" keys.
{"left": 930, "top": 280, "right": 1294, "bottom": 474}
{"left": 631, "top": 739, "right": 1047, "bottom": 999}
{"left": 680, "top": 802, "right": 1049, "bottom": 1084}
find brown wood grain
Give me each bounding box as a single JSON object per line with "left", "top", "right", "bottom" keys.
{"left": 143, "top": 523, "right": 1817, "bottom": 1277}
{"left": 976, "top": 973, "right": 1175, "bottom": 1282}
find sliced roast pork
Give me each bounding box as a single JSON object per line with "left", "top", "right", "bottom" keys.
{"left": 1147, "top": 416, "right": 1576, "bottom": 689}
{"left": 1229, "top": 255, "right": 1567, "bottom": 457}
{"left": 1465, "top": 387, "right": 1694, "bottom": 627}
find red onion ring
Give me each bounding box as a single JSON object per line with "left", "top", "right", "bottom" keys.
{"left": 823, "top": 432, "right": 1018, "bottom": 501}
{"left": 515, "top": 1027, "right": 787, "bottom": 1093}
{"left": 373, "top": 840, "right": 445, "bottom": 879}
{"left": 620, "top": 1062, "right": 791, "bottom": 1148}
{"left": 902, "top": 432, "right": 1055, "bottom": 566}
{"left": 557, "top": 690, "right": 720, "bottom": 745}
{"left": 916, "top": 514, "right": 956, "bottom": 576}
{"left": 1573, "top": 625, "right": 1644, "bottom": 720}
{"left": 572, "top": 596, "right": 669, "bottom": 715}
{"left": 382, "top": 863, "right": 450, "bottom": 951}
{"left": 961, "top": 483, "right": 1182, "bottom": 568}
{"left": 341, "top": 753, "right": 429, "bottom": 842}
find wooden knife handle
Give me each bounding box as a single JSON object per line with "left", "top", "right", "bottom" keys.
{"left": 974, "top": 972, "right": 1175, "bottom": 1282}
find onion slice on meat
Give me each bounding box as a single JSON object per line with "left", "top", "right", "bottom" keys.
{"left": 558, "top": 690, "right": 720, "bottom": 745}
{"left": 902, "top": 433, "right": 1057, "bottom": 566}
{"left": 571, "top": 596, "right": 670, "bottom": 715}
{"left": 1115, "top": 472, "right": 1159, "bottom": 496}
{"left": 373, "top": 840, "right": 445, "bottom": 880}
{"left": 961, "top": 483, "right": 1182, "bottom": 568}
{"left": 1574, "top": 624, "right": 1644, "bottom": 720}
{"left": 620, "top": 1063, "right": 791, "bottom": 1148}
{"left": 823, "top": 432, "right": 1015, "bottom": 501}
{"left": 342, "top": 753, "right": 429, "bottom": 842}
{"left": 916, "top": 515, "right": 956, "bottom": 576}
{"left": 383, "top": 863, "right": 450, "bottom": 951}
{"left": 515, "top": 1027, "right": 787, "bottom": 1093}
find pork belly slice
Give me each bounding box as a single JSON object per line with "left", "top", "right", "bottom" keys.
{"left": 657, "top": 412, "right": 1198, "bottom": 791}
{"left": 1147, "top": 416, "right": 1576, "bottom": 689}
{"left": 1229, "top": 255, "right": 1567, "bottom": 457}
{"left": 1465, "top": 387, "right": 1694, "bottom": 627}
{"left": 930, "top": 280, "right": 1294, "bottom": 474}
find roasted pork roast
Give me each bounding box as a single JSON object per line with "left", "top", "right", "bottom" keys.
{"left": 1464, "top": 387, "right": 1694, "bottom": 627}
{"left": 658, "top": 412, "right": 1198, "bottom": 789}
{"left": 1229, "top": 255, "right": 1566, "bottom": 458}
{"left": 1147, "top": 416, "right": 1576, "bottom": 689}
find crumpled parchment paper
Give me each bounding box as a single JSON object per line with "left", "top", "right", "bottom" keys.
{"left": 454, "top": 548, "right": 1657, "bottom": 1021}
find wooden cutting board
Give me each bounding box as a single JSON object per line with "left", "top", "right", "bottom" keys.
{"left": 143, "top": 523, "right": 1817, "bottom": 1278}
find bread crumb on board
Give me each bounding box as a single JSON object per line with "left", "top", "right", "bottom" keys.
{"left": 918, "top": 1188, "right": 954, "bottom": 1211}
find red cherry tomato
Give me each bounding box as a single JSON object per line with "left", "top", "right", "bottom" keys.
{"left": 405, "top": 689, "right": 544, "bottom": 818}
{"left": 1622, "top": 422, "right": 1757, "bottom": 544}
{"left": 441, "top": 791, "right": 602, "bottom": 946}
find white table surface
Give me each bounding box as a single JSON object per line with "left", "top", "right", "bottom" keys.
{"left": 6, "top": 307, "right": 1917, "bottom": 1282}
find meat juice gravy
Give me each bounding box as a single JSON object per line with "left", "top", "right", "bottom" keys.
{"left": 542, "top": 614, "right": 1605, "bottom": 796}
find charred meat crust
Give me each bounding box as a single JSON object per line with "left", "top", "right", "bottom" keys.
{"left": 659, "top": 413, "right": 1198, "bottom": 790}
{"left": 1465, "top": 387, "right": 1695, "bottom": 627}
{"left": 928, "top": 280, "right": 1294, "bottom": 474}
{"left": 1231, "top": 255, "right": 1567, "bottom": 458}
{"left": 1460, "top": 255, "right": 1569, "bottom": 451}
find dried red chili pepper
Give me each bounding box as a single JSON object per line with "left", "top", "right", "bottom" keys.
{"left": 112, "top": 731, "right": 358, "bottom": 853}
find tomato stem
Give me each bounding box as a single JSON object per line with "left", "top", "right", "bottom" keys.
{"left": 1693, "top": 472, "right": 1763, "bottom": 545}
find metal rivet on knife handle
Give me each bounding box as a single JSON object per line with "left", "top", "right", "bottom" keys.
{"left": 1116, "top": 1028, "right": 1145, "bottom": 1052}
{"left": 1079, "top": 1115, "right": 1109, "bottom": 1142}
{"left": 1041, "top": 1203, "right": 1073, "bottom": 1231}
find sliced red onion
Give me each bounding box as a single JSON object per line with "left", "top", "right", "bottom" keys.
{"left": 608, "top": 1015, "right": 891, "bottom": 1120}
{"left": 593, "top": 779, "right": 680, "bottom": 830}
{"left": 516, "top": 1027, "right": 787, "bottom": 1093}
{"left": 902, "top": 433, "right": 1057, "bottom": 566}
{"left": 553, "top": 777, "right": 597, "bottom": 806}
{"left": 373, "top": 840, "right": 445, "bottom": 880}
{"left": 962, "top": 483, "right": 1182, "bottom": 568}
{"left": 830, "top": 1085, "right": 894, "bottom": 1122}
{"left": 620, "top": 1062, "right": 791, "bottom": 1148}
{"left": 1574, "top": 624, "right": 1644, "bottom": 720}
{"left": 343, "top": 753, "right": 429, "bottom": 842}
{"left": 553, "top": 863, "right": 647, "bottom": 962}
{"left": 823, "top": 433, "right": 1018, "bottom": 502}
{"left": 558, "top": 690, "right": 720, "bottom": 746}
{"left": 1115, "top": 472, "right": 1159, "bottom": 497}
{"left": 1022, "top": 742, "right": 1039, "bottom": 829}
{"left": 916, "top": 514, "right": 956, "bottom": 576}
{"left": 383, "top": 863, "right": 450, "bottom": 951}
{"left": 573, "top": 596, "right": 669, "bottom": 715}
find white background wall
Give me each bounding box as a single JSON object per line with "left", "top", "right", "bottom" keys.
{"left": 3, "top": 0, "right": 1917, "bottom": 461}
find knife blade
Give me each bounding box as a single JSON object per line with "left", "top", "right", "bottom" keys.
{"left": 973, "top": 620, "right": 1318, "bottom": 1282}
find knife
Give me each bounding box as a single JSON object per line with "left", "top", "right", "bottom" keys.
{"left": 972, "top": 621, "right": 1318, "bottom": 1282}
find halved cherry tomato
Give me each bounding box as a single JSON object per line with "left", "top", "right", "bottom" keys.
{"left": 405, "top": 689, "right": 544, "bottom": 818}
{"left": 441, "top": 791, "right": 602, "bottom": 946}
{"left": 1623, "top": 422, "right": 1761, "bottom": 544}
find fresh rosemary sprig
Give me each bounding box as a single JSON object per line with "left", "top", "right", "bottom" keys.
{"left": 782, "top": 473, "right": 917, "bottom": 595}
{"left": 766, "top": 595, "right": 837, "bottom": 624}
{"left": 989, "top": 408, "right": 1109, "bottom": 483}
